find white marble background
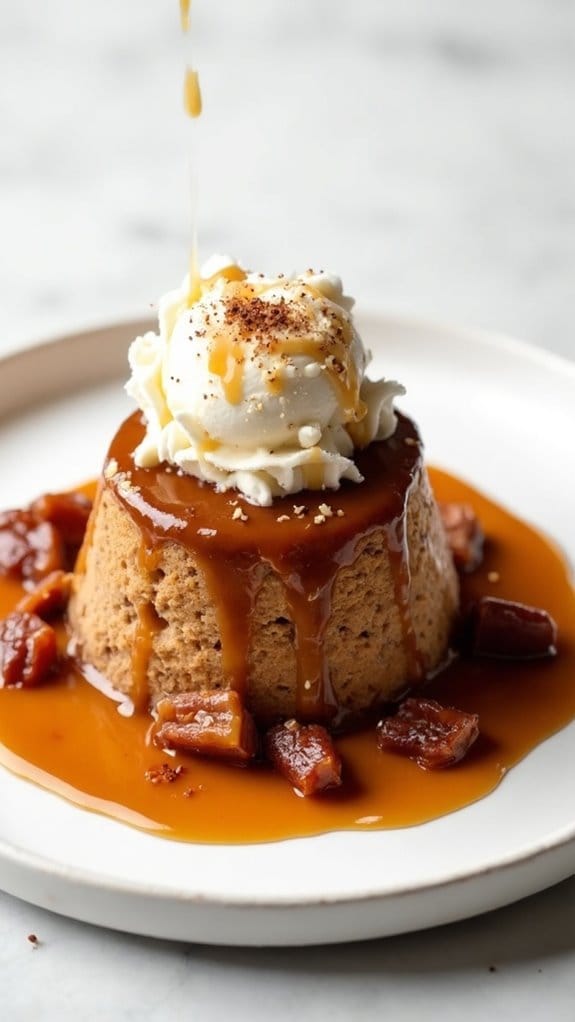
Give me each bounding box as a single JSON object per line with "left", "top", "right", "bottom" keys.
{"left": 1, "top": 0, "right": 574, "bottom": 359}
{"left": 0, "top": 2, "right": 574, "bottom": 1019}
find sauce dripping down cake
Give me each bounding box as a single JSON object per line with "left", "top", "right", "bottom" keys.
{"left": 69, "top": 410, "right": 458, "bottom": 724}
{"left": 68, "top": 263, "right": 458, "bottom": 725}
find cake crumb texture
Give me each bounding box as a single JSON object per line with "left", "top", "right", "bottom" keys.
{"left": 69, "top": 471, "right": 458, "bottom": 721}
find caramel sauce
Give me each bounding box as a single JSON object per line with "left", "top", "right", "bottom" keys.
{"left": 387, "top": 515, "right": 425, "bottom": 683}
{"left": 106, "top": 412, "right": 424, "bottom": 717}
{"left": 197, "top": 431, "right": 220, "bottom": 456}
{"left": 302, "top": 445, "right": 326, "bottom": 490}
{"left": 207, "top": 332, "right": 245, "bottom": 405}
{"left": 173, "top": 264, "right": 250, "bottom": 332}
{"left": 131, "top": 545, "right": 164, "bottom": 711}
{"left": 280, "top": 284, "right": 364, "bottom": 423}
{"left": 266, "top": 321, "right": 365, "bottom": 424}
{"left": 180, "top": 0, "right": 191, "bottom": 33}
{"left": 183, "top": 68, "right": 202, "bottom": 119}
{"left": 205, "top": 264, "right": 247, "bottom": 289}
{"left": 283, "top": 331, "right": 363, "bottom": 419}
{"left": 179, "top": 0, "right": 203, "bottom": 307}
{"left": 180, "top": 0, "right": 200, "bottom": 121}
{"left": 73, "top": 481, "right": 101, "bottom": 576}
{"left": 185, "top": 273, "right": 365, "bottom": 417}
{"left": 186, "top": 248, "right": 202, "bottom": 307}
{"left": 0, "top": 461, "right": 573, "bottom": 843}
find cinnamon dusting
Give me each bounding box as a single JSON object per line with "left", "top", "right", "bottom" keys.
{"left": 224, "top": 295, "right": 310, "bottom": 341}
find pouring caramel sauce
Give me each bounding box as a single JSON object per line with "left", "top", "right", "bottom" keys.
{"left": 179, "top": 0, "right": 203, "bottom": 305}
{"left": 183, "top": 68, "right": 202, "bottom": 119}
{"left": 0, "top": 465, "right": 573, "bottom": 844}
{"left": 180, "top": 0, "right": 200, "bottom": 119}
{"left": 180, "top": 0, "right": 191, "bottom": 34}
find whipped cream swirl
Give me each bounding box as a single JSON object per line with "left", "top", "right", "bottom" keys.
{"left": 126, "top": 256, "right": 405, "bottom": 506}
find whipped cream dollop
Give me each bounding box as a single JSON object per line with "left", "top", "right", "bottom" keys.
{"left": 126, "top": 256, "right": 405, "bottom": 506}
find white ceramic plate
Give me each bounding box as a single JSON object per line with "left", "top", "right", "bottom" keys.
{"left": 0, "top": 315, "right": 574, "bottom": 947}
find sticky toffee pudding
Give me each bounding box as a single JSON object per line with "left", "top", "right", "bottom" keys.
{"left": 68, "top": 410, "right": 458, "bottom": 724}
{"left": 2, "top": 0, "right": 572, "bottom": 844}
{"left": 0, "top": 253, "right": 573, "bottom": 838}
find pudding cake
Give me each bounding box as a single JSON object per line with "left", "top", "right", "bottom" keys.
{"left": 69, "top": 260, "right": 458, "bottom": 724}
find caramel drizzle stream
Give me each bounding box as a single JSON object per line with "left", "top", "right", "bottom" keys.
{"left": 276, "top": 283, "right": 365, "bottom": 424}
{"left": 254, "top": 309, "right": 365, "bottom": 424}
{"left": 73, "top": 482, "right": 102, "bottom": 577}
{"left": 208, "top": 333, "right": 245, "bottom": 405}
{"left": 196, "top": 554, "right": 266, "bottom": 701}
{"left": 180, "top": 0, "right": 202, "bottom": 306}
{"left": 75, "top": 484, "right": 165, "bottom": 712}
{"left": 180, "top": 0, "right": 200, "bottom": 120}
{"left": 386, "top": 511, "right": 425, "bottom": 685}
{"left": 264, "top": 552, "right": 338, "bottom": 722}
{"left": 302, "top": 447, "right": 325, "bottom": 491}
{"left": 183, "top": 68, "right": 202, "bottom": 119}
{"left": 180, "top": 0, "right": 191, "bottom": 33}
{"left": 269, "top": 467, "right": 423, "bottom": 719}
{"left": 130, "top": 545, "right": 164, "bottom": 712}
{"left": 167, "top": 264, "right": 248, "bottom": 340}
{"left": 200, "top": 277, "right": 364, "bottom": 421}
{"left": 268, "top": 512, "right": 423, "bottom": 721}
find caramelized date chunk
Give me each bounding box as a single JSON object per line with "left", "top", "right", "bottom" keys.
{"left": 0, "top": 510, "right": 32, "bottom": 576}
{"left": 469, "top": 597, "right": 557, "bottom": 659}
{"left": 17, "top": 570, "right": 73, "bottom": 619}
{"left": 31, "top": 492, "right": 92, "bottom": 549}
{"left": 0, "top": 612, "right": 58, "bottom": 688}
{"left": 439, "top": 502, "right": 484, "bottom": 573}
{"left": 265, "top": 720, "right": 342, "bottom": 796}
{"left": 0, "top": 491, "right": 91, "bottom": 583}
{"left": 0, "top": 510, "right": 65, "bottom": 584}
{"left": 377, "top": 697, "right": 479, "bottom": 770}
{"left": 154, "top": 690, "right": 257, "bottom": 763}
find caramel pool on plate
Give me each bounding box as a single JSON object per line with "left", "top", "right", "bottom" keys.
{"left": 0, "top": 468, "right": 573, "bottom": 844}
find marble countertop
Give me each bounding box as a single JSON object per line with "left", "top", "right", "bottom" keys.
{"left": 0, "top": 0, "right": 574, "bottom": 1018}
{"left": 1, "top": 0, "right": 573, "bottom": 361}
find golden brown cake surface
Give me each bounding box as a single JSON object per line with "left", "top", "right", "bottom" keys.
{"left": 69, "top": 412, "right": 458, "bottom": 724}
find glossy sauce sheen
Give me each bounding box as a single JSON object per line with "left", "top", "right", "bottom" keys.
{"left": 0, "top": 471, "right": 574, "bottom": 842}
{"left": 183, "top": 68, "right": 202, "bottom": 119}
{"left": 108, "top": 412, "right": 425, "bottom": 720}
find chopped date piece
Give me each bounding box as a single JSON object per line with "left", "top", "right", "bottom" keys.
{"left": 265, "top": 720, "right": 342, "bottom": 796}
{"left": 439, "top": 502, "right": 484, "bottom": 573}
{"left": 0, "top": 510, "right": 32, "bottom": 574}
{"left": 377, "top": 697, "right": 479, "bottom": 770}
{"left": 469, "top": 597, "right": 558, "bottom": 659}
{"left": 17, "top": 570, "right": 73, "bottom": 619}
{"left": 154, "top": 690, "right": 257, "bottom": 763}
{"left": 0, "top": 612, "right": 58, "bottom": 688}
{"left": 0, "top": 491, "right": 91, "bottom": 584}
{"left": 31, "top": 491, "right": 92, "bottom": 548}
{"left": 0, "top": 509, "right": 65, "bottom": 584}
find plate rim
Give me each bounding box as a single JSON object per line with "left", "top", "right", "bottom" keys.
{"left": 0, "top": 797, "right": 573, "bottom": 908}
